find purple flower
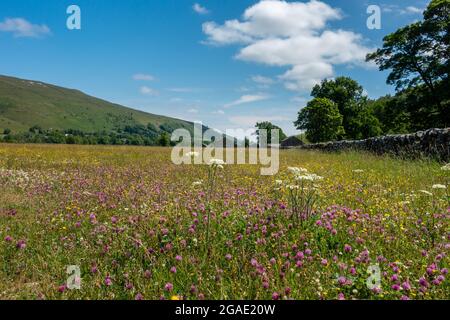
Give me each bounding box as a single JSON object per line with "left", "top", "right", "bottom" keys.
{"left": 272, "top": 292, "right": 280, "bottom": 300}
{"left": 372, "top": 287, "right": 382, "bottom": 294}
{"left": 164, "top": 282, "right": 173, "bottom": 292}
{"left": 144, "top": 270, "right": 152, "bottom": 279}
{"left": 170, "top": 266, "right": 177, "bottom": 273}
{"left": 225, "top": 254, "right": 232, "bottom": 261}
{"left": 104, "top": 276, "right": 112, "bottom": 286}
{"left": 295, "top": 251, "right": 304, "bottom": 260}
{"left": 419, "top": 277, "right": 429, "bottom": 288}
{"left": 401, "top": 281, "right": 411, "bottom": 291}
{"left": 344, "top": 244, "right": 352, "bottom": 253}
{"left": 337, "top": 276, "right": 347, "bottom": 286}
{"left": 135, "top": 293, "right": 144, "bottom": 300}
{"left": 175, "top": 255, "right": 182, "bottom": 262}
{"left": 58, "top": 284, "right": 67, "bottom": 293}
{"left": 391, "top": 284, "right": 401, "bottom": 291}
{"left": 4, "top": 235, "right": 12, "bottom": 242}
{"left": 16, "top": 240, "right": 26, "bottom": 250}
{"left": 125, "top": 282, "right": 133, "bottom": 290}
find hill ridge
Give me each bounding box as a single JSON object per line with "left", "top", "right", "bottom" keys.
{"left": 0, "top": 74, "right": 193, "bottom": 135}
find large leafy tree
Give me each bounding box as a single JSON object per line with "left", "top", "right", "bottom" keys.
{"left": 255, "top": 121, "right": 287, "bottom": 144}
{"left": 366, "top": 0, "right": 449, "bottom": 127}
{"left": 368, "top": 95, "right": 411, "bottom": 134}
{"left": 310, "top": 77, "right": 381, "bottom": 139}
{"left": 294, "top": 98, "right": 344, "bottom": 143}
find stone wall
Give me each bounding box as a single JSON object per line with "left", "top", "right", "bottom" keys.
{"left": 289, "top": 128, "right": 450, "bottom": 161}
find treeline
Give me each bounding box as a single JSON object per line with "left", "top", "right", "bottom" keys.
{"left": 295, "top": 0, "right": 449, "bottom": 143}
{"left": 0, "top": 123, "right": 173, "bottom": 146}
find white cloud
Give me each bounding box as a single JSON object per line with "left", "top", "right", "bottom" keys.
{"left": 188, "top": 108, "right": 199, "bottom": 113}
{"left": 202, "top": 0, "right": 371, "bottom": 92}
{"left": 0, "top": 17, "right": 50, "bottom": 38}
{"left": 168, "top": 87, "right": 197, "bottom": 93}
{"left": 224, "top": 94, "right": 270, "bottom": 108}
{"left": 133, "top": 73, "right": 156, "bottom": 81}
{"left": 279, "top": 62, "right": 333, "bottom": 91}
{"left": 140, "top": 86, "right": 159, "bottom": 96}
{"left": 251, "top": 75, "right": 274, "bottom": 85}
{"left": 404, "top": 6, "right": 423, "bottom": 14}
{"left": 193, "top": 3, "right": 210, "bottom": 15}
{"left": 382, "top": 4, "right": 424, "bottom": 15}
{"left": 213, "top": 109, "right": 225, "bottom": 115}
{"left": 237, "top": 86, "right": 251, "bottom": 92}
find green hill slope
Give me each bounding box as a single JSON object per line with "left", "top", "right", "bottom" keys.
{"left": 0, "top": 75, "right": 193, "bottom": 134}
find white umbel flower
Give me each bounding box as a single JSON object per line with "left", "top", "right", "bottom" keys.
{"left": 432, "top": 184, "right": 446, "bottom": 189}
{"left": 296, "top": 175, "right": 314, "bottom": 181}
{"left": 287, "top": 167, "right": 308, "bottom": 174}
{"left": 208, "top": 158, "right": 225, "bottom": 169}
{"left": 309, "top": 174, "right": 324, "bottom": 181}
{"left": 419, "top": 190, "right": 433, "bottom": 196}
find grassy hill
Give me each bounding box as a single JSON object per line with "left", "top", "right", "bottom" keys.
{"left": 0, "top": 75, "right": 194, "bottom": 134}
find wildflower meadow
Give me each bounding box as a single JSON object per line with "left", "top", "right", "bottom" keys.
{"left": 0, "top": 144, "right": 448, "bottom": 300}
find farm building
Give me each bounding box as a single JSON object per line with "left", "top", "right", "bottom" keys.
{"left": 281, "top": 136, "right": 304, "bottom": 148}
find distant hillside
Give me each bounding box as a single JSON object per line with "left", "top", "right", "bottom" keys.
{"left": 0, "top": 75, "right": 193, "bottom": 134}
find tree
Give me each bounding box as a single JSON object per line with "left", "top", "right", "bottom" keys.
{"left": 158, "top": 132, "right": 170, "bottom": 146}
{"left": 310, "top": 77, "right": 380, "bottom": 139}
{"left": 367, "top": 95, "right": 410, "bottom": 134}
{"left": 294, "top": 98, "right": 344, "bottom": 143}
{"left": 255, "top": 121, "right": 287, "bottom": 145}
{"left": 3, "top": 128, "right": 11, "bottom": 135}
{"left": 29, "top": 125, "right": 43, "bottom": 134}
{"left": 147, "top": 123, "right": 158, "bottom": 133}
{"left": 65, "top": 135, "right": 76, "bottom": 144}
{"left": 366, "top": 0, "right": 449, "bottom": 127}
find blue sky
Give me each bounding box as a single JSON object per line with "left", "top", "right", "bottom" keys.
{"left": 0, "top": 0, "right": 429, "bottom": 136}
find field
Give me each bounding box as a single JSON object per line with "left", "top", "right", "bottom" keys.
{"left": 0, "top": 144, "right": 448, "bottom": 300}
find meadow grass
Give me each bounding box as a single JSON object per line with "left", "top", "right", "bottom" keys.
{"left": 0, "top": 144, "right": 448, "bottom": 300}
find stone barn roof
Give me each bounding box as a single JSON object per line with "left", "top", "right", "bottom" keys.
{"left": 281, "top": 136, "right": 304, "bottom": 148}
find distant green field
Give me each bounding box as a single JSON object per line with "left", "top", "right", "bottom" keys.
{"left": 0, "top": 75, "right": 193, "bottom": 134}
